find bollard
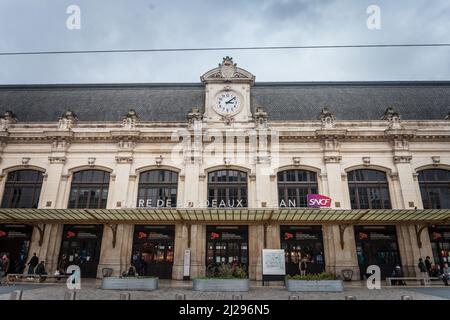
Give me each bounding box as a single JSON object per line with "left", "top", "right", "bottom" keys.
{"left": 232, "top": 294, "right": 243, "bottom": 300}
{"left": 289, "top": 295, "right": 300, "bottom": 300}
{"left": 64, "top": 291, "right": 77, "bottom": 300}
{"left": 175, "top": 293, "right": 186, "bottom": 300}
{"left": 9, "top": 290, "right": 23, "bottom": 300}
{"left": 401, "top": 295, "right": 413, "bottom": 300}
{"left": 345, "top": 295, "right": 357, "bottom": 300}
{"left": 120, "top": 293, "right": 131, "bottom": 300}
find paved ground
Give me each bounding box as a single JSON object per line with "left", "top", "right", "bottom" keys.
{"left": 0, "top": 280, "right": 447, "bottom": 300}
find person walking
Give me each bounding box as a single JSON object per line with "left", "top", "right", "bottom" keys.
{"left": 34, "top": 261, "right": 47, "bottom": 282}
{"left": 441, "top": 263, "right": 450, "bottom": 286}
{"left": 27, "top": 253, "right": 39, "bottom": 276}
{"left": 425, "top": 256, "right": 433, "bottom": 277}
{"left": 418, "top": 258, "right": 429, "bottom": 284}
{"left": 57, "top": 254, "right": 69, "bottom": 275}
{"left": 391, "top": 265, "right": 406, "bottom": 286}
{"left": 299, "top": 256, "right": 308, "bottom": 276}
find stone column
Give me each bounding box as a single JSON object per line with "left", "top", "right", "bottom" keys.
{"left": 265, "top": 224, "right": 280, "bottom": 249}
{"left": 97, "top": 224, "right": 133, "bottom": 278}
{"left": 248, "top": 224, "right": 264, "bottom": 280}
{"left": 42, "top": 157, "right": 67, "bottom": 209}
{"left": 27, "top": 224, "right": 64, "bottom": 274}
{"left": 190, "top": 224, "right": 206, "bottom": 278}
{"left": 172, "top": 223, "right": 189, "bottom": 280}
{"left": 394, "top": 156, "right": 421, "bottom": 209}
{"left": 323, "top": 225, "right": 360, "bottom": 280}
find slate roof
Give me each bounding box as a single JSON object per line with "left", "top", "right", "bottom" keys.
{"left": 0, "top": 82, "right": 449, "bottom": 122}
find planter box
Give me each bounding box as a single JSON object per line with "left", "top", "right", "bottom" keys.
{"left": 193, "top": 279, "right": 250, "bottom": 292}
{"left": 100, "top": 277, "right": 159, "bottom": 291}
{"left": 286, "top": 279, "right": 344, "bottom": 292}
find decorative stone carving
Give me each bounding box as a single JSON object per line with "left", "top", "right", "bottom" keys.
{"left": 381, "top": 108, "right": 402, "bottom": 129}
{"left": 199, "top": 173, "right": 206, "bottom": 181}
{"left": 221, "top": 115, "right": 235, "bottom": 126}
{"left": 323, "top": 138, "right": 340, "bottom": 151}
{"left": 115, "top": 156, "right": 133, "bottom": 164}
{"left": 58, "top": 110, "right": 78, "bottom": 130}
{"left": 249, "top": 173, "right": 256, "bottom": 181}
{"left": 49, "top": 156, "right": 67, "bottom": 164}
{"left": 390, "top": 172, "right": 399, "bottom": 180}
{"left": 292, "top": 157, "right": 301, "bottom": 166}
{"left": 223, "top": 157, "right": 231, "bottom": 166}
{"left": 200, "top": 57, "right": 255, "bottom": 85}
{"left": 88, "top": 157, "right": 96, "bottom": 166}
{"left": 51, "top": 139, "right": 70, "bottom": 152}
{"left": 393, "top": 138, "right": 409, "bottom": 151}
{"left": 0, "top": 111, "right": 17, "bottom": 131}
{"left": 431, "top": 156, "right": 440, "bottom": 165}
{"left": 324, "top": 156, "right": 342, "bottom": 163}
{"left": 319, "top": 108, "right": 336, "bottom": 129}
{"left": 187, "top": 107, "right": 203, "bottom": 128}
{"left": 393, "top": 155, "right": 412, "bottom": 163}
{"left": 117, "top": 140, "right": 136, "bottom": 150}
{"left": 255, "top": 155, "right": 271, "bottom": 164}
{"left": 362, "top": 157, "right": 371, "bottom": 166}
{"left": 155, "top": 155, "right": 163, "bottom": 166}
{"left": 22, "top": 157, "right": 30, "bottom": 165}
{"left": 122, "top": 109, "right": 139, "bottom": 130}
{"left": 254, "top": 106, "right": 268, "bottom": 128}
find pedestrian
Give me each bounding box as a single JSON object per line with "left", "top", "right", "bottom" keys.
{"left": 1, "top": 254, "right": 10, "bottom": 275}
{"left": 442, "top": 263, "right": 450, "bottom": 286}
{"left": 299, "top": 256, "right": 308, "bottom": 276}
{"left": 391, "top": 265, "right": 406, "bottom": 286}
{"left": 57, "top": 254, "right": 68, "bottom": 275}
{"left": 425, "top": 256, "right": 432, "bottom": 276}
{"left": 34, "top": 261, "right": 47, "bottom": 282}
{"left": 27, "top": 252, "right": 39, "bottom": 276}
{"left": 418, "top": 258, "right": 428, "bottom": 279}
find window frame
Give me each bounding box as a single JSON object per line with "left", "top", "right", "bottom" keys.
{"left": 418, "top": 169, "right": 450, "bottom": 209}
{"left": 207, "top": 170, "right": 248, "bottom": 208}
{"left": 277, "top": 169, "right": 319, "bottom": 208}
{"left": 347, "top": 169, "right": 392, "bottom": 209}
{"left": 1, "top": 169, "right": 44, "bottom": 209}
{"left": 137, "top": 170, "right": 178, "bottom": 208}
{"left": 68, "top": 170, "right": 111, "bottom": 209}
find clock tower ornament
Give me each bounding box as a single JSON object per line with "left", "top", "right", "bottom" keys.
{"left": 201, "top": 57, "right": 255, "bottom": 125}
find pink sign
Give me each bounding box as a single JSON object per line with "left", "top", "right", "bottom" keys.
{"left": 307, "top": 194, "right": 332, "bottom": 208}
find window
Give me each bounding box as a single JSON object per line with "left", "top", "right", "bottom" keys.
{"left": 1, "top": 170, "right": 44, "bottom": 208}
{"left": 137, "top": 170, "right": 178, "bottom": 208}
{"left": 418, "top": 169, "right": 450, "bottom": 209}
{"left": 347, "top": 169, "right": 391, "bottom": 209}
{"left": 68, "top": 170, "right": 110, "bottom": 209}
{"left": 207, "top": 170, "right": 247, "bottom": 207}
{"left": 277, "top": 170, "right": 318, "bottom": 207}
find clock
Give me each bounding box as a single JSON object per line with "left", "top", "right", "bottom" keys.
{"left": 214, "top": 91, "right": 241, "bottom": 115}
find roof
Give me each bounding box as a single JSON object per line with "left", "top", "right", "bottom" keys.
{"left": 0, "top": 208, "right": 449, "bottom": 224}
{"left": 0, "top": 81, "right": 450, "bottom": 122}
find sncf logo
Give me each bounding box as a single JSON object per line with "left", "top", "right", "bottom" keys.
{"left": 307, "top": 194, "right": 332, "bottom": 208}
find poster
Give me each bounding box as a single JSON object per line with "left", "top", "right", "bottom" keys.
{"left": 262, "top": 249, "right": 286, "bottom": 276}
{"left": 183, "top": 249, "right": 191, "bottom": 278}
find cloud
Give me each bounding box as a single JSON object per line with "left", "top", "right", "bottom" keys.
{"left": 0, "top": 0, "right": 449, "bottom": 84}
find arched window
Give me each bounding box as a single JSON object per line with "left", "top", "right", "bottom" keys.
{"left": 418, "top": 169, "right": 450, "bottom": 209}
{"left": 68, "top": 170, "right": 110, "bottom": 209}
{"left": 137, "top": 170, "right": 178, "bottom": 208}
{"left": 1, "top": 170, "right": 44, "bottom": 208}
{"left": 347, "top": 169, "right": 391, "bottom": 209}
{"left": 277, "top": 170, "right": 318, "bottom": 207}
{"left": 208, "top": 170, "right": 247, "bottom": 208}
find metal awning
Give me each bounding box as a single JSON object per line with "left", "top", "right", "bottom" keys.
{"left": 0, "top": 208, "right": 449, "bottom": 225}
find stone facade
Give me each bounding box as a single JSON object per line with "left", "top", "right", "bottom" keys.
{"left": 0, "top": 58, "right": 449, "bottom": 280}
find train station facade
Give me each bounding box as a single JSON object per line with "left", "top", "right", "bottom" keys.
{"left": 0, "top": 57, "right": 449, "bottom": 280}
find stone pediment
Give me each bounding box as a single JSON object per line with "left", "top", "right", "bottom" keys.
{"left": 201, "top": 56, "right": 255, "bottom": 85}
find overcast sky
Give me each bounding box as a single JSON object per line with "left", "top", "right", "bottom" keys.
{"left": 1, "top": 0, "right": 450, "bottom": 84}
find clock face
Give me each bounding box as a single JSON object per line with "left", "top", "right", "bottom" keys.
{"left": 215, "top": 91, "right": 241, "bottom": 115}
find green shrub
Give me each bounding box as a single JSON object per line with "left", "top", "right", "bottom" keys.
{"left": 286, "top": 272, "right": 337, "bottom": 281}
{"left": 202, "top": 264, "right": 248, "bottom": 279}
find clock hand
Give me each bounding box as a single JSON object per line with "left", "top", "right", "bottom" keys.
{"left": 225, "top": 97, "right": 236, "bottom": 104}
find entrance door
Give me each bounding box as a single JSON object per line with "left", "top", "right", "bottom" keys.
{"left": 0, "top": 224, "right": 32, "bottom": 273}
{"left": 355, "top": 225, "right": 401, "bottom": 279}
{"left": 280, "top": 226, "right": 325, "bottom": 275}
{"left": 429, "top": 225, "right": 450, "bottom": 267}
{"left": 132, "top": 225, "right": 174, "bottom": 279}
{"left": 59, "top": 225, "right": 103, "bottom": 278}
{"left": 206, "top": 226, "right": 248, "bottom": 274}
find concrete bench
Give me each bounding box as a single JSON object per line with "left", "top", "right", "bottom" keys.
{"left": 6, "top": 274, "right": 69, "bottom": 285}
{"left": 385, "top": 277, "right": 440, "bottom": 286}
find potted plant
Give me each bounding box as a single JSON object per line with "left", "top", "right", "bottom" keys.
{"left": 285, "top": 273, "right": 344, "bottom": 292}
{"left": 193, "top": 264, "right": 250, "bottom": 292}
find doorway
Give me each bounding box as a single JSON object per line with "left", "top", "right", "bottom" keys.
{"left": 0, "top": 224, "right": 32, "bottom": 273}
{"left": 206, "top": 226, "right": 248, "bottom": 274}
{"left": 132, "top": 225, "right": 174, "bottom": 279}
{"left": 59, "top": 225, "right": 103, "bottom": 278}
{"left": 354, "top": 225, "right": 401, "bottom": 279}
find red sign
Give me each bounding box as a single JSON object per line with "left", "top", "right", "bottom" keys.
{"left": 284, "top": 232, "right": 294, "bottom": 240}
{"left": 0, "top": 230, "right": 6, "bottom": 238}
{"left": 307, "top": 194, "right": 332, "bottom": 208}
{"left": 66, "top": 231, "right": 76, "bottom": 239}
{"left": 138, "top": 232, "right": 147, "bottom": 239}
{"left": 359, "top": 232, "right": 368, "bottom": 240}
{"left": 210, "top": 232, "right": 219, "bottom": 240}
